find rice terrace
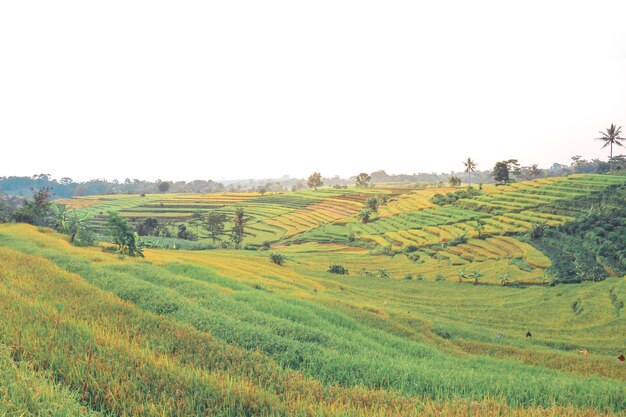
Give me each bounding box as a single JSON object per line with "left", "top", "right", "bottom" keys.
{"left": 2, "top": 1, "right": 626, "bottom": 416}
{"left": 1, "top": 168, "right": 626, "bottom": 416}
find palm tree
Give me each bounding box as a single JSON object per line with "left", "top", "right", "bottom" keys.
{"left": 529, "top": 164, "right": 541, "bottom": 178}
{"left": 596, "top": 124, "right": 624, "bottom": 170}
{"left": 448, "top": 176, "right": 461, "bottom": 187}
{"left": 463, "top": 158, "right": 477, "bottom": 187}
{"left": 231, "top": 207, "right": 252, "bottom": 248}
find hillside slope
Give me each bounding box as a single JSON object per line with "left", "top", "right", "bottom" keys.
{"left": 0, "top": 222, "right": 625, "bottom": 416}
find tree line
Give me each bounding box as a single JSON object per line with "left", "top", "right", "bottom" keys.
{"left": 0, "top": 188, "right": 255, "bottom": 256}
{"left": 0, "top": 176, "right": 227, "bottom": 199}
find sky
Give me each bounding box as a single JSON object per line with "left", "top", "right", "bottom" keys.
{"left": 1, "top": 1, "right": 625, "bottom": 182}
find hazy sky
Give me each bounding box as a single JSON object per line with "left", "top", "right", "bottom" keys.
{"left": 1, "top": 1, "right": 625, "bottom": 181}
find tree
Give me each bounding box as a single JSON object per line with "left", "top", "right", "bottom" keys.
{"left": 365, "top": 196, "right": 379, "bottom": 212}
{"left": 596, "top": 124, "right": 624, "bottom": 171}
{"left": 355, "top": 172, "right": 371, "bottom": 188}
{"left": 0, "top": 198, "right": 8, "bottom": 223}
{"left": 177, "top": 224, "right": 196, "bottom": 240}
{"left": 499, "top": 272, "right": 511, "bottom": 286}
{"left": 608, "top": 155, "right": 626, "bottom": 171}
{"left": 307, "top": 172, "right": 323, "bottom": 190}
{"left": 258, "top": 188, "right": 267, "bottom": 196}
{"left": 158, "top": 181, "right": 171, "bottom": 192}
{"left": 492, "top": 161, "right": 510, "bottom": 185}
{"left": 448, "top": 176, "right": 462, "bottom": 187}
{"left": 107, "top": 212, "right": 143, "bottom": 257}
{"left": 135, "top": 218, "right": 167, "bottom": 237}
{"left": 205, "top": 210, "right": 229, "bottom": 244}
{"left": 463, "top": 158, "right": 477, "bottom": 186}
{"left": 506, "top": 159, "right": 521, "bottom": 178}
{"left": 33, "top": 173, "right": 51, "bottom": 181}
{"left": 528, "top": 164, "right": 542, "bottom": 178}
{"left": 12, "top": 187, "right": 53, "bottom": 225}
{"left": 231, "top": 208, "right": 252, "bottom": 248}
{"left": 190, "top": 210, "right": 205, "bottom": 236}
{"left": 356, "top": 208, "right": 374, "bottom": 224}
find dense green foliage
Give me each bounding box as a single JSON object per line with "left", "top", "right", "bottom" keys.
{"left": 269, "top": 252, "right": 287, "bottom": 265}
{"left": 528, "top": 185, "right": 626, "bottom": 283}
{"left": 431, "top": 187, "right": 482, "bottom": 205}
{"left": 107, "top": 212, "right": 144, "bottom": 257}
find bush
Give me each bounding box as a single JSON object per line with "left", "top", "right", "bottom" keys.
{"left": 176, "top": 224, "right": 197, "bottom": 241}
{"left": 408, "top": 252, "right": 421, "bottom": 262}
{"left": 328, "top": 263, "right": 348, "bottom": 274}
{"left": 107, "top": 212, "right": 144, "bottom": 257}
{"left": 430, "top": 188, "right": 482, "bottom": 206}
{"left": 529, "top": 222, "right": 546, "bottom": 239}
{"left": 405, "top": 244, "right": 419, "bottom": 253}
{"left": 448, "top": 234, "right": 468, "bottom": 246}
{"left": 269, "top": 252, "right": 287, "bottom": 266}
{"left": 73, "top": 226, "right": 96, "bottom": 247}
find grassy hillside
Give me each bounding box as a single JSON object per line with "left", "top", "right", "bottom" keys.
{"left": 1, "top": 173, "right": 625, "bottom": 416}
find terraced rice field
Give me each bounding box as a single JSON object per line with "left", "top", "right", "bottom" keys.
{"left": 0, "top": 223, "right": 624, "bottom": 416}
{"left": 3, "top": 173, "right": 626, "bottom": 416}
{"left": 65, "top": 189, "right": 386, "bottom": 245}
{"left": 350, "top": 174, "right": 626, "bottom": 251}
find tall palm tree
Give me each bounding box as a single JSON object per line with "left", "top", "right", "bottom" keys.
{"left": 596, "top": 124, "right": 624, "bottom": 171}
{"left": 463, "top": 158, "right": 477, "bottom": 186}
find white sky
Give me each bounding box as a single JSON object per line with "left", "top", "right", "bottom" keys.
{"left": 1, "top": 1, "right": 625, "bottom": 182}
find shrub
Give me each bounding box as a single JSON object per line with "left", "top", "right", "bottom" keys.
{"left": 107, "top": 212, "right": 144, "bottom": 257}
{"left": 328, "top": 263, "right": 348, "bottom": 274}
{"left": 408, "top": 252, "right": 421, "bottom": 263}
{"left": 269, "top": 252, "right": 287, "bottom": 266}
{"left": 73, "top": 226, "right": 96, "bottom": 247}
{"left": 176, "top": 224, "right": 197, "bottom": 241}
{"left": 405, "top": 244, "right": 419, "bottom": 253}
{"left": 430, "top": 188, "right": 482, "bottom": 206}
{"left": 403, "top": 274, "right": 413, "bottom": 280}
{"left": 448, "top": 234, "right": 468, "bottom": 246}
{"left": 529, "top": 222, "right": 547, "bottom": 239}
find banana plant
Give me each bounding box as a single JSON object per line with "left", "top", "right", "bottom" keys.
{"left": 68, "top": 210, "right": 92, "bottom": 243}
{"left": 456, "top": 267, "right": 467, "bottom": 283}
{"left": 51, "top": 203, "right": 69, "bottom": 233}
{"left": 470, "top": 269, "right": 484, "bottom": 285}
